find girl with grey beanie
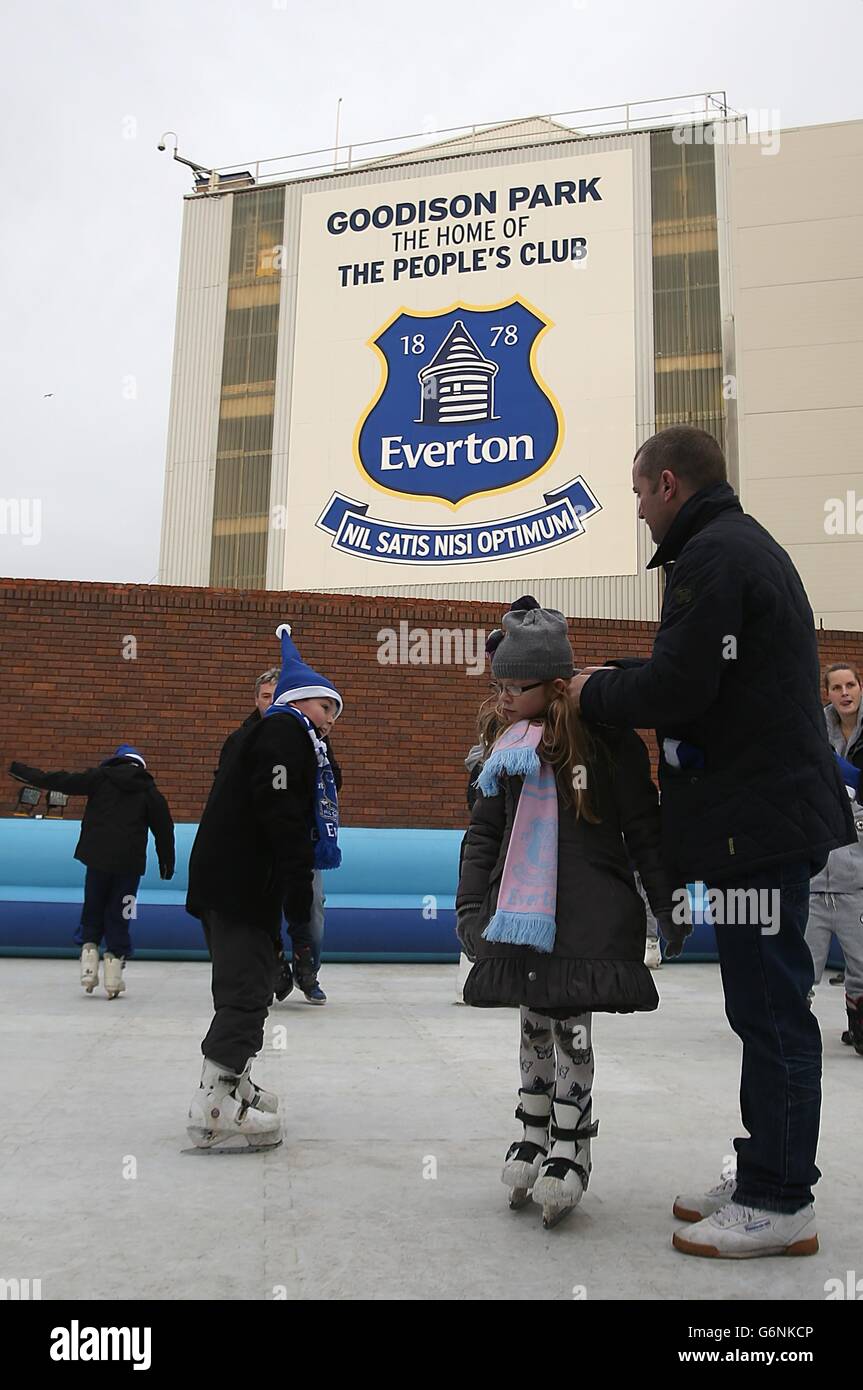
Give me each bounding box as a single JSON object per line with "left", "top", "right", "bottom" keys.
{"left": 456, "top": 596, "right": 676, "bottom": 1228}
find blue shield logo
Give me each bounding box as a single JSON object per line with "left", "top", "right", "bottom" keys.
{"left": 355, "top": 299, "right": 562, "bottom": 508}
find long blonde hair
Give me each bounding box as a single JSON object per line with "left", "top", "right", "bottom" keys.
{"left": 478, "top": 681, "right": 600, "bottom": 821}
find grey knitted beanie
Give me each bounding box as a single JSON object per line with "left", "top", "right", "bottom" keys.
{"left": 491, "top": 604, "right": 574, "bottom": 681}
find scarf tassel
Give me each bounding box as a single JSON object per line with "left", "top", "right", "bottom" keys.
{"left": 482, "top": 910, "right": 557, "bottom": 954}
{"left": 478, "top": 744, "right": 540, "bottom": 796}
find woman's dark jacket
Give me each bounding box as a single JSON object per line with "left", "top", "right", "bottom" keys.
{"left": 456, "top": 727, "right": 673, "bottom": 1018}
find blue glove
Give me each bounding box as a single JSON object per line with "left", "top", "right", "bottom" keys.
{"left": 835, "top": 752, "right": 861, "bottom": 796}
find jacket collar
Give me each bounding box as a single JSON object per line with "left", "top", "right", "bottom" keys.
{"left": 646, "top": 481, "right": 743, "bottom": 570}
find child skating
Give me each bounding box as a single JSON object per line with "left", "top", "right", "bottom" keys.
{"left": 456, "top": 597, "right": 682, "bottom": 1227}
{"left": 185, "top": 623, "right": 343, "bottom": 1152}
{"left": 8, "top": 745, "right": 175, "bottom": 998}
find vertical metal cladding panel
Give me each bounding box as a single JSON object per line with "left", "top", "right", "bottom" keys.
{"left": 714, "top": 123, "right": 744, "bottom": 494}
{"left": 269, "top": 133, "right": 661, "bottom": 620}
{"left": 159, "top": 195, "right": 232, "bottom": 585}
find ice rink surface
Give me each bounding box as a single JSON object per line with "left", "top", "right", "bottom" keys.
{"left": 1, "top": 959, "right": 859, "bottom": 1302}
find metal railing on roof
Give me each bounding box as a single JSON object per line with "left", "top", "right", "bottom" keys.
{"left": 192, "top": 91, "right": 740, "bottom": 192}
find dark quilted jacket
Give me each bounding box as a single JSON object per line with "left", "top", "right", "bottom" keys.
{"left": 456, "top": 727, "right": 671, "bottom": 1017}
{"left": 579, "top": 482, "right": 856, "bottom": 883}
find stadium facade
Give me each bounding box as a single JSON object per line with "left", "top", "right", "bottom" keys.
{"left": 158, "top": 97, "right": 863, "bottom": 630}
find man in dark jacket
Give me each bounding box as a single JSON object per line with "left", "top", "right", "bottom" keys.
{"left": 572, "top": 425, "right": 855, "bottom": 1260}
{"left": 8, "top": 745, "right": 174, "bottom": 998}
{"left": 185, "top": 623, "right": 343, "bottom": 1152}
{"left": 214, "top": 666, "right": 280, "bottom": 774}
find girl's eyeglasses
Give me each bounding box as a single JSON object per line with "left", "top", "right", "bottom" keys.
{"left": 489, "top": 681, "right": 544, "bottom": 697}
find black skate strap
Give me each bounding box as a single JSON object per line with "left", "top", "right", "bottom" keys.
{"left": 515, "top": 1104, "right": 552, "bottom": 1128}
{"left": 549, "top": 1118, "right": 599, "bottom": 1143}
{"left": 542, "top": 1156, "right": 590, "bottom": 1188}
{"left": 506, "top": 1139, "right": 548, "bottom": 1162}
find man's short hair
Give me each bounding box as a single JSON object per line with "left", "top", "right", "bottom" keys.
{"left": 824, "top": 662, "right": 862, "bottom": 692}
{"left": 634, "top": 425, "right": 727, "bottom": 492}
{"left": 255, "top": 667, "right": 280, "bottom": 697}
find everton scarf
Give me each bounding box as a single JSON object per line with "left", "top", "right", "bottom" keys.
{"left": 266, "top": 704, "right": 341, "bottom": 870}
{"left": 476, "top": 720, "right": 558, "bottom": 953}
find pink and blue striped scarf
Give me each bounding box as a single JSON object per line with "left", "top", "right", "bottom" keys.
{"left": 477, "top": 720, "right": 558, "bottom": 953}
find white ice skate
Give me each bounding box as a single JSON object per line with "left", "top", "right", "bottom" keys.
{"left": 502, "top": 1089, "right": 553, "bottom": 1210}
{"left": 236, "top": 1057, "right": 279, "bottom": 1114}
{"left": 531, "top": 1097, "right": 598, "bottom": 1229}
{"left": 103, "top": 952, "right": 125, "bottom": 1000}
{"left": 80, "top": 942, "right": 100, "bottom": 994}
{"left": 186, "top": 1058, "right": 282, "bottom": 1153}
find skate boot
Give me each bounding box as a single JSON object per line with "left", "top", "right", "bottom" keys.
{"left": 236, "top": 1057, "right": 279, "bottom": 1114}
{"left": 501, "top": 1088, "right": 553, "bottom": 1210}
{"left": 273, "top": 952, "right": 294, "bottom": 1002}
{"left": 103, "top": 953, "right": 125, "bottom": 1000}
{"left": 186, "top": 1058, "right": 282, "bottom": 1152}
{"left": 842, "top": 995, "right": 863, "bottom": 1055}
{"left": 294, "top": 946, "right": 326, "bottom": 1004}
{"left": 531, "top": 1096, "right": 598, "bottom": 1229}
{"left": 80, "top": 942, "right": 100, "bottom": 994}
{"left": 673, "top": 1165, "right": 737, "bottom": 1222}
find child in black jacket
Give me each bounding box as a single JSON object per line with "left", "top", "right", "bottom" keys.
{"left": 8, "top": 745, "right": 174, "bottom": 998}
{"left": 185, "top": 623, "right": 343, "bottom": 1152}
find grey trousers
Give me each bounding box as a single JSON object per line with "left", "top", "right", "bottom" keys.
{"left": 805, "top": 890, "right": 863, "bottom": 998}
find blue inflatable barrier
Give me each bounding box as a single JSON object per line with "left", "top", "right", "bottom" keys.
{"left": 0, "top": 819, "right": 461, "bottom": 961}
{"left": 0, "top": 818, "right": 843, "bottom": 967}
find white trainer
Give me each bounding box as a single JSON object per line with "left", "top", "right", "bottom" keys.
{"left": 673, "top": 1201, "right": 819, "bottom": 1259}
{"left": 187, "top": 1058, "right": 282, "bottom": 1152}
{"left": 644, "top": 938, "right": 662, "bottom": 970}
{"left": 103, "top": 953, "right": 125, "bottom": 1000}
{"left": 80, "top": 943, "right": 100, "bottom": 993}
{"left": 673, "top": 1171, "right": 736, "bottom": 1222}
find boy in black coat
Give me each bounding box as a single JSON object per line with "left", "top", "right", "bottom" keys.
{"left": 8, "top": 744, "right": 174, "bottom": 998}
{"left": 185, "top": 623, "right": 343, "bottom": 1152}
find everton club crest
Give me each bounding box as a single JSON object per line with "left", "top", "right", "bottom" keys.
{"left": 317, "top": 297, "right": 602, "bottom": 565}
{"left": 355, "top": 299, "right": 562, "bottom": 507}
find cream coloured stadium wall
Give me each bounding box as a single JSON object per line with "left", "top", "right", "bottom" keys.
{"left": 729, "top": 121, "right": 863, "bottom": 631}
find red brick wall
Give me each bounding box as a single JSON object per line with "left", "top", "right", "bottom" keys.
{"left": 1, "top": 578, "right": 861, "bottom": 828}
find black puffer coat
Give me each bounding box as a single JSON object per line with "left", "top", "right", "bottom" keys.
{"left": 9, "top": 758, "right": 175, "bottom": 877}
{"left": 456, "top": 727, "right": 673, "bottom": 1017}
{"left": 186, "top": 711, "right": 318, "bottom": 934}
{"left": 580, "top": 483, "right": 856, "bottom": 883}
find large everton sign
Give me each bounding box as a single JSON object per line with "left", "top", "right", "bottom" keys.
{"left": 284, "top": 150, "right": 636, "bottom": 585}
{"left": 357, "top": 300, "right": 561, "bottom": 506}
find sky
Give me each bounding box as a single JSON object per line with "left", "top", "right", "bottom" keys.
{"left": 0, "top": 0, "right": 860, "bottom": 584}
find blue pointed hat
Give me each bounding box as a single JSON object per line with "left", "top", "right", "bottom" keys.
{"left": 267, "top": 623, "right": 343, "bottom": 719}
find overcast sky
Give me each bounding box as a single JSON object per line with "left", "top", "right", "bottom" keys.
{"left": 1, "top": 0, "right": 860, "bottom": 585}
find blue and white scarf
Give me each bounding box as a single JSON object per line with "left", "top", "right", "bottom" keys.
{"left": 265, "top": 704, "right": 341, "bottom": 869}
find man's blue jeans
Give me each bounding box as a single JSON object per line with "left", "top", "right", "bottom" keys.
{"left": 283, "top": 870, "right": 325, "bottom": 973}
{"left": 709, "top": 856, "right": 822, "bottom": 1214}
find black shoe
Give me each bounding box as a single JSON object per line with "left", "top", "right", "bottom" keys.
{"left": 274, "top": 959, "right": 294, "bottom": 1002}
{"left": 844, "top": 996, "right": 863, "bottom": 1056}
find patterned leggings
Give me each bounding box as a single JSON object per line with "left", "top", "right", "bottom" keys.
{"left": 519, "top": 1007, "right": 595, "bottom": 1112}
